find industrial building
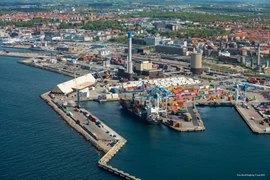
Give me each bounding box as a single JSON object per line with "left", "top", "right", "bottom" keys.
{"left": 145, "top": 36, "right": 161, "bottom": 46}
{"left": 135, "top": 60, "right": 152, "bottom": 71}
{"left": 155, "top": 44, "right": 188, "bottom": 56}
{"left": 190, "top": 53, "right": 203, "bottom": 75}
{"left": 133, "top": 60, "right": 163, "bottom": 79}
{"left": 124, "top": 47, "right": 150, "bottom": 55}
{"left": 51, "top": 73, "right": 96, "bottom": 95}
{"left": 218, "top": 55, "right": 242, "bottom": 63}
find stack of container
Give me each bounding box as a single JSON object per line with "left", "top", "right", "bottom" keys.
{"left": 168, "top": 119, "right": 181, "bottom": 127}
{"left": 182, "top": 113, "right": 192, "bottom": 121}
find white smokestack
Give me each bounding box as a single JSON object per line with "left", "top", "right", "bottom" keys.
{"left": 258, "top": 44, "right": 260, "bottom": 66}
{"left": 127, "top": 32, "right": 133, "bottom": 74}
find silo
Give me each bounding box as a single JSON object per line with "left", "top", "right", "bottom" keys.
{"left": 190, "top": 53, "right": 203, "bottom": 75}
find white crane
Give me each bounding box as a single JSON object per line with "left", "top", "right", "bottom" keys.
{"left": 74, "top": 71, "right": 80, "bottom": 107}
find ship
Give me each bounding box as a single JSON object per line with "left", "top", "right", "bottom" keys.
{"left": 119, "top": 98, "right": 160, "bottom": 125}
{"left": 119, "top": 89, "right": 171, "bottom": 125}
{"left": 2, "top": 38, "right": 21, "bottom": 44}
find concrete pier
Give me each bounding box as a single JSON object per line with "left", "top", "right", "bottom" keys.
{"left": 40, "top": 92, "right": 141, "bottom": 179}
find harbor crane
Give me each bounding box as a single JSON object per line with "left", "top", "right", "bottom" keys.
{"left": 74, "top": 71, "right": 80, "bottom": 107}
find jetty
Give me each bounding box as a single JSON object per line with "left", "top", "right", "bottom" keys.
{"left": 40, "top": 92, "right": 141, "bottom": 179}
{"left": 98, "top": 139, "right": 141, "bottom": 180}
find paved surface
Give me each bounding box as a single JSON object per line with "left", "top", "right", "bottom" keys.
{"left": 67, "top": 107, "right": 115, "bottom": 141}
{"left": 237, "top": 105, "right": 268, "bottom": 133}
{"left": 187, "top": 106, "right": 199, "bottom": 126}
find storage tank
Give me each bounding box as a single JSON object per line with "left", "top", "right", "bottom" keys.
{"left": 190, "top": 53, "right": 203, "bottom": 75}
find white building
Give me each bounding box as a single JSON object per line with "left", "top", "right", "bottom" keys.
{"left": 145, "top": 36, "right": 161, "bottom": 46}
{"left": 99, "top": 50, "right": 110, "bottom": 56}
{"left": 51, "top": 73, "right": 96, "bottom": 95}
{"left": 219, "top": 51, "right": 230, "bottom": 57}
{"left": 79, "top": 88, "right": 90, "bottom": 98}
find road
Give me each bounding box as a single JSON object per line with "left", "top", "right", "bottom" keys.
{"left": 67, "top": 107, "right": 115, "bottom": 141}
{"left": 186, "top": 105, "right": 199, "bottom": 126}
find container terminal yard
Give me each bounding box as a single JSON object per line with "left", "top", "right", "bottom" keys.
{"left": 3, "top": 32, "right": 270, "bottom": 179}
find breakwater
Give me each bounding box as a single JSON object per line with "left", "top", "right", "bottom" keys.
{"left": 40, "top": 92, "right": 141, "bottom": 179}
{"left": 19, "top": 60, "right": 75, "bottom": 77}
{"left": 0, "top": 51, "right": 39, "bottom": 58}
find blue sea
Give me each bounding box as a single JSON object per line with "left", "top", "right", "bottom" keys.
{"left": 0, "top": 56, "right": 269, "bottom": 180}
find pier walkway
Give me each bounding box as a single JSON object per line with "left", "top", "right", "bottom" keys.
{"left": 98, "top": 139, "right": 141, "bottom": 180}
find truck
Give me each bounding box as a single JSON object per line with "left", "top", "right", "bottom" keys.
{"left": 68, "top": 112, "right": 73, "bottom": 117}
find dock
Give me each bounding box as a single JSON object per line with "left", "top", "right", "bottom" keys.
{"left": 94, "top": 98, "right": 120, "bottom": 103}
{"left": 235, "top": 105, "right": 270, "bottom": 134}
{"left": 40, "top": 92, "right": 141, "bottom": 179}
{"left": 162, "top": 101, "right": 206, "bottom": 132}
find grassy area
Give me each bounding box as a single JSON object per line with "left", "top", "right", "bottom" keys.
{"left": 197, "top": 75, "right": 217, "bottom": 81}
{"left": 202, "top": 62, "right": 252, "bottom": 73}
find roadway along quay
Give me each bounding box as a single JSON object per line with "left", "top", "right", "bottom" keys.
{"left": 40, "top": 92, "right": 141, "bottom": 179}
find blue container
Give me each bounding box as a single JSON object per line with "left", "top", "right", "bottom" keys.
{"left": 112, "top": 88, "right": 120, "bottom": 93}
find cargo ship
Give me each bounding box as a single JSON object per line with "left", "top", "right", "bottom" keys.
{"left": 119, "top": 95, "right": 163, "bottom": 125}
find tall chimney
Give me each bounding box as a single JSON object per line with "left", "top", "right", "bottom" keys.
{"left": 127, "top": 32, "right": 133, "bottom": 74}
{"left": 258, "top": 43, "right": 261, "bottom": 66}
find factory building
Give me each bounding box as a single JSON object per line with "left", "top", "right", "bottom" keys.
{"left": 135, "top": 60, "right": 153, "bottom": 71}
{"left": 190, "top": 53, "right": 203, "bottom": 75}
{"left": 133, "top": 60, "right": 163, "bottom": 79}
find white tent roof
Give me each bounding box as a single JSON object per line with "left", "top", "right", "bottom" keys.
{"left": 51, "top": 73, "right": 96, "bottom": 95}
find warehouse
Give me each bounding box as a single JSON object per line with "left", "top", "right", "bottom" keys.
{"left": 51, "top": 73, "right": 96, "bottom": 95}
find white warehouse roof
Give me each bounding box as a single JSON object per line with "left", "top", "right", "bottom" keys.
{"left": 51, "top": 73, "right": 96, "bottom": 95}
